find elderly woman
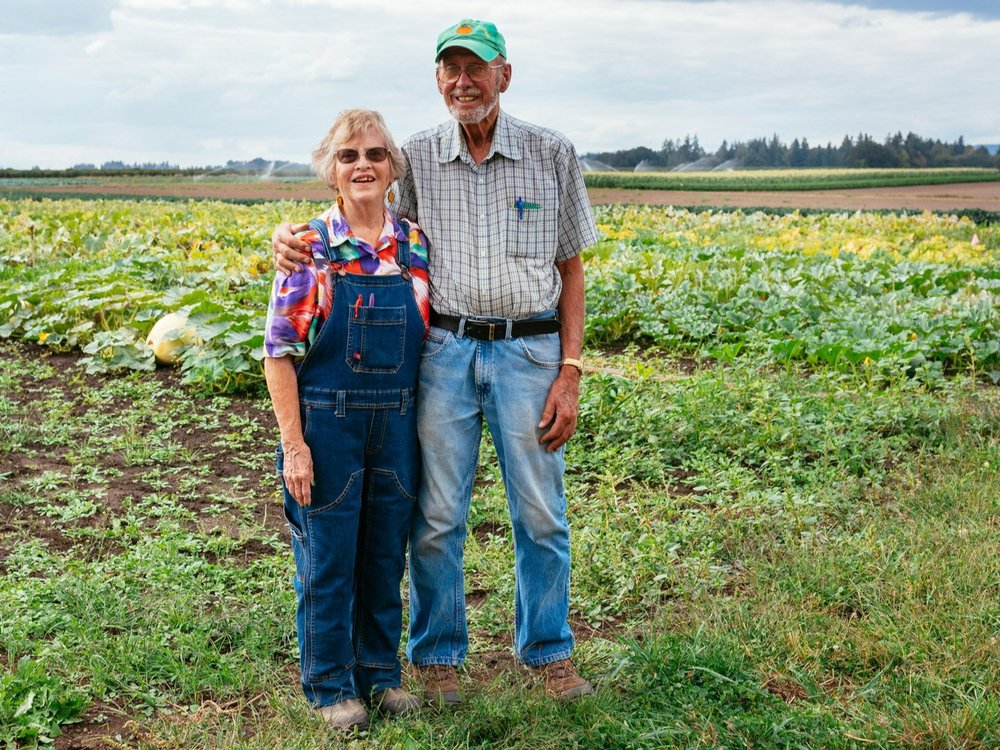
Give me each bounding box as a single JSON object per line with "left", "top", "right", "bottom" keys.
{"left": 263, "top": 109, "right": 430, "bottom": 732}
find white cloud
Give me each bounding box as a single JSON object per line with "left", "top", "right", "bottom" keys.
{"left": 1, "top": 0, "right": 998, "bottom": 168}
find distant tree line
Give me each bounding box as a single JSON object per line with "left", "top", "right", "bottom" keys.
{"left": 0, "top": 158, "right": 312, "bottom": 178}
{"left": 0, "top": 165, "right": 201, "bottom": 178}
{"left": 70, "top": 160, "right": 182, "bottom": 171}
{"left": 4, "top": 136, "right": 997, "bottom": 175}
{"left": 64, "top": 158, "right": 309, "bottom": 174}
{"left": 584, "top": 132, "right": 1000, "bottom": 170}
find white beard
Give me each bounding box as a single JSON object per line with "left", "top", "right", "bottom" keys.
{"left": 447, "top": 86, "right": 499, "bottom": 124}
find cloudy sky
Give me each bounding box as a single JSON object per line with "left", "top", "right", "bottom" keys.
{"left": 2, "top": 0, "right": 998, "bottom": 169}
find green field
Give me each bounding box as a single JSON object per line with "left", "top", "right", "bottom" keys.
{"left": 2, "top": 198, "right": 1000, "bottom": 748}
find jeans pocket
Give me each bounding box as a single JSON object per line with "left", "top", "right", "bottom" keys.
{"left": 283, "top": 502, "right": 305, "bottom": 583}
{"left": 346, "top": 305, "right": 406, "bottom": 373}
{"left": 517, "top": 331, "right": 562, "bottom": 368}
{"left": 370, "top": 467, "right": 418, "bottom": 503}
{"left": 420, "top": 326, "right": 452, "bottom": 361}
{"left": 283, "top": 501, "right": 305, "bottom": 541}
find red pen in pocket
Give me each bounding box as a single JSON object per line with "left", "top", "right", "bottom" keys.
{"left": 354, "top": 294, "right": 363, "bottom": 318}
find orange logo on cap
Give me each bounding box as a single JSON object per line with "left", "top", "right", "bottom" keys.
{"left": 456, "top": 24, "right": 473, "bottom": 34}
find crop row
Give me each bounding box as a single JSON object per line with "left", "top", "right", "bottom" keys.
{"left": 1, "top": 198, "right": 998, "bottom": 392}
{"left": 589, "top": 206, "right": 1000, "bottom": 382}
{"left": 584, "top": 167, "right": 1000, "bottom": 192}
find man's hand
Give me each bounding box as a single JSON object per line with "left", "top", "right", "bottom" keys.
{"left": 537, "top": 368, "right": 581, "bottom": 451}
{"left": 271, "top": 222, "right": 313, "bottom": 274}
{"left": 282, "top": 440, "right": 314, "bottom": 507}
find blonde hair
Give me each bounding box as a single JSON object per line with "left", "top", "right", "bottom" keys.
{"left": 311, "top": 109, "right": 405, "bottom": 191}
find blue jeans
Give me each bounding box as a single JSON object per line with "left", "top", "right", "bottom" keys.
{"left": 406, "top": 318, "right": 574, "bottom": 667}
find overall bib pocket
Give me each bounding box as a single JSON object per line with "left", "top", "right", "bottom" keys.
{"left": 345, "top": 304, "right": 407, "bottom": 373}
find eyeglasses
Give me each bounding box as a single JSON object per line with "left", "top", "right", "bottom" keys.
{"left": 335, "top": 147, "right": 389, "bottom": 164}
{"left": 436, "top": 62, "right": 504, "bottom": 83}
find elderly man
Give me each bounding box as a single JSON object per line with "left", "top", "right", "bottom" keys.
{"left": 272, "top": 19, "right": 599, "bottom": 704}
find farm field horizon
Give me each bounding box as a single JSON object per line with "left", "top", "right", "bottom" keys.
{"left": 2, "top": 192, "right": 1000, "bottom": 748}
{"left": 2, "top": 169, "right": 1000, "bottom": 213}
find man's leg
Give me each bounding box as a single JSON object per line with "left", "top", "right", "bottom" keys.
{"left": 407, "top": 330, "right": 481, "bottom": 669}
{"left": 484, "top": 332, "right": 575, "bottom": 665}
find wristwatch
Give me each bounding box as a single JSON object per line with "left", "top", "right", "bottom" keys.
{"left": 561, "top": 357, "right": 583, "bottom": 374}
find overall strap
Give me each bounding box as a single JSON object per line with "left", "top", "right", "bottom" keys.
{"left": 396, "top": 218, "right": 411, "bottom": 271}
{"left": 308, "top": 218, "right": 343, "bottom": 264}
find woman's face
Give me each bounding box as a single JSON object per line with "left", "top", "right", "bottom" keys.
{"left": 333, "top": 128, "right": 393, "bottom": 209}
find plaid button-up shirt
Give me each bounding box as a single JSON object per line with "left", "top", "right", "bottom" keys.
{"left": 394, "top": 110, "right": 599, "bottom": 320}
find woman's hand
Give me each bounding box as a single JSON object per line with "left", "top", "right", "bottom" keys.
{"left": 272, "top": 222, "right": 313, "bottom": 274}
{"left": 282, "top": 440, "right": 314, "bottom": 507}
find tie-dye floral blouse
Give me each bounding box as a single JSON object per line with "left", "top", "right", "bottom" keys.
{"left": 263, "top": 203, "right": 430, "bottom": 359}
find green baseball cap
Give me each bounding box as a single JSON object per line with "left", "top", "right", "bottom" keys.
{"left": 435, "top": 19, "right": 507, "bottom": 62}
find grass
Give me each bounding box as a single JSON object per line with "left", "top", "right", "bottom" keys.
{"left": 2, "top": 338, "right": 999, "bottom": 748}
{"left": 3, "top": 198, "right": 1000, "bottom": 747}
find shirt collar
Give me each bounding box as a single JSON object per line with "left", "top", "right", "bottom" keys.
{"left": 438, "top": 109, "right": 521, "bottom": 164}
{"left": 325, "top": 200, "right": 406, "bottom": 251}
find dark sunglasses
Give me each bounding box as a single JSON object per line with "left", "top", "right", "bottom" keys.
{"left": 335, "top": 147, "right": 389, "bottom": 164}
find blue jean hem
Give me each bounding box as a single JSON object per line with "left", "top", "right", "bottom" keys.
{"left": 411, "top": 658, "right": 463, "bottom": 668}
{"left": 306, "top": 689, "right": 358, "bottom": 708}
{"left": 518, "top": 647, "right": 574, "bottom": 668}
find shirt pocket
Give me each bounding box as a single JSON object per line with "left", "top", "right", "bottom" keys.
{"left": 507, "top": 205, "right": 553, "bottom": 258}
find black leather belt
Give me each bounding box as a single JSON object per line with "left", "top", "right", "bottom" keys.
{"left": 431, "top": 311, "right": 561, "bottom": 340}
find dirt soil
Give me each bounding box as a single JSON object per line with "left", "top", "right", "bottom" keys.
{"left": 12, "top": 179, "right": 1000, "bottom": 212}
{"left": 585, "top": 181, "right": 1000, "bottom": 212}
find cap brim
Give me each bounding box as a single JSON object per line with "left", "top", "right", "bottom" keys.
{"left": 435, "top": 39, "right": 501, "bottom": 62}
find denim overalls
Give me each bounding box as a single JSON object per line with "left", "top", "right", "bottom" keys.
{"left": 279, "top": 218, "right": 423, "bottom": 707}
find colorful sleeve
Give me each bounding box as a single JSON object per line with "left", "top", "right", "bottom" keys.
{"left": 406, "top": 221, "right": 431, "bottom": 334}
{"left": 263, "top": 231, "right": 322, "bottom": 358}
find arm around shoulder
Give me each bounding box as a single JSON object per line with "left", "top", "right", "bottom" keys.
{"left": 272, "top": 222, "right": 314, "bottom": 274}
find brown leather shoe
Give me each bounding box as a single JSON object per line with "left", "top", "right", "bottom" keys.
{"left": 533, "top": 659, "right": 594, "bottom": 700}
{"left": 415, "top": 664, "right": 462, "bottom": 707}
{"left": 316, "top": 698, "right": 369, "bottom": 732}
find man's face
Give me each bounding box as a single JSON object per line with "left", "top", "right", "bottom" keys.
{"left": 436, "top": 48, "right": 510, "bottom": 125}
